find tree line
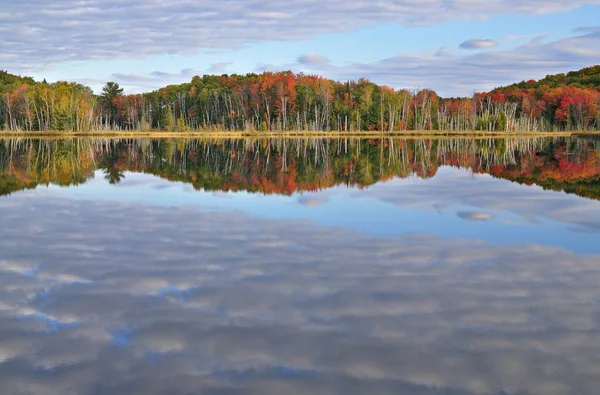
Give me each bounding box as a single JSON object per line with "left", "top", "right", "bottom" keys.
{"left": 1, "top": 66, "right": 599, "bottom": 133}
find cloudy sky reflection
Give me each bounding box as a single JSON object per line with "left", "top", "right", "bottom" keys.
{"left": 1, "top": 170, "right": 600, "bottom": 394}
{"left": 38, "top": 165, "right": 600, "bottom": 254}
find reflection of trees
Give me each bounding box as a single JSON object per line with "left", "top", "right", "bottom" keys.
{"left": 103, "top": 166, "right": 124, "bottom": 185}
{"left": 0, "top": 138, "right": 96, "bottom": 195}
{"left": 100, "top": 141, "right": 125, "bottom": 184}
{"left": 1, "top": 137, "right": 600, "bottom": 199}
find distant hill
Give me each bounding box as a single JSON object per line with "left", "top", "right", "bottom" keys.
{"left": 493, "top": 65, "right": 600, "bottom": 93}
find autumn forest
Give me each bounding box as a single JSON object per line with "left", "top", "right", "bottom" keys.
{"left": 1, "top": 66, "right": 600, "bottom": 133}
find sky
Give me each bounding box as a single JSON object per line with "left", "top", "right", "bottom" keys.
{"left": 2, "top": 0, "right": 600, "bottom": 96}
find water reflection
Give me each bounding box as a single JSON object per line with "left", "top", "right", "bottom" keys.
{"left": 1, "top": 198, "right": 600, "bottom": 394}
{"left": 1, "top": 136, "right": 600, "bottom": 199}
{"left": 1, "top": 137, "right": 600, "bottom": 394}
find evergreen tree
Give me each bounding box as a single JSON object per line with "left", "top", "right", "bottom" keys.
{"left": 99, "top": 82, "right": 124, "bottom": 127}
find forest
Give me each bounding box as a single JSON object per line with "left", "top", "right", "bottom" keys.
{"left": 1, "top": 65, "right": 599, "bottom": 133}
{"left": 1, "top": 137, "right": 599, "bottom": 200}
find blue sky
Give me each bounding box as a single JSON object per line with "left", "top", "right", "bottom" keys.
{"left": 2, "top": 1, "right": 600, "bottom": 96}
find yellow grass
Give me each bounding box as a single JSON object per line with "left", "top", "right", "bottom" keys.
{"left": 0, "top": 129, "right": 596, "bottom": 139}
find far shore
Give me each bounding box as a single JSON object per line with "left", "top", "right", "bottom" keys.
{"left": 0, "top": 130, "right": 597, "bottom": 139}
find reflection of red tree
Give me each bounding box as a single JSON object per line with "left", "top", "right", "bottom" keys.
{"left": 13, "top": 139, "right": 593, "bottom": 199}
{"left": 488, "top": 144, "right": 600, "bottom": 185}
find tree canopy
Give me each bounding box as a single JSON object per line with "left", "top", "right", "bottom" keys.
{"left": 1, "top": 65, "right": 599, "bottom": 132}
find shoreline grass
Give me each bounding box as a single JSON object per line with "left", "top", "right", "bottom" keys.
{"left": 0, "top": 130, "right": 596, "bottom": 139}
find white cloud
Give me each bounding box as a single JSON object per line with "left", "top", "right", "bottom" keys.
{"left": 206, "top": 63, "right": 230, "bottom": 74}
{"left": 100, "top": 28, "right": 600, "bottom": 96}
{"left": 3, "top": 0, "right": 600, "bottom": 73}
{"left": 329, "top": 30, "right": 600, "bottom": 95}
{"left": 108, "top": 69, "right": 201, "bottom": 92}
{"left": 297, "top": 53, "right": 331, "bottom": 68}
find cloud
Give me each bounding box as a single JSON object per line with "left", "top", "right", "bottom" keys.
{"left": 457, "top": 211, "right": 494, "bottom": 221}
{"left": 2, "top": 0, "right": 600, "bottom": 73}
{"left": 503, "top": 33, "right": 542, "bottom": 41}
{"left": 459, "top": 38, "right": 498, "bottom": 49}
{"left": 297, "top": 53, "right": 331, "bottom": 67}
{"left": 109, "top": 69, "right": 201, "bottom": 91}
{"left": 207, "top": 63, "right": 230, "bottom": 74}
{"left": 14, "top": 26, "right": 599, "bottom": 96}
{"left": 125, "top": 29, "right": 598, "bottom": 97}
{"left": 434, "top": 47, "right": 453, "bottom": 58}
{"left": 573, "top": 25, "right": 600, "bottom": 33}
{"left": 329, "top": 29, "right": 600, "bottom": 96}
{"left": 1, "top": 193, "right": 600, "bottom": 394}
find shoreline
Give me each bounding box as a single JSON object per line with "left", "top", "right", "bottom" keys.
{"left": 0, "top": 130, "right": 596, "bottom": 139}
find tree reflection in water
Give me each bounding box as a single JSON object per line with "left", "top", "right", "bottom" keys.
{"left": 1, "top": 136, "right": 599, "bottom": 199}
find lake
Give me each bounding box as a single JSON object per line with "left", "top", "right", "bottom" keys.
{"left": 1, "top": 136, "right": 600, "bottom": 395}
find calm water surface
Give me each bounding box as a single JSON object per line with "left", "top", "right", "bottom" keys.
{"left": 1, "top": 137, "right": 600, "bottom": 395}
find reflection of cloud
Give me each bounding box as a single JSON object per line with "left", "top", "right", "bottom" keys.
{"left": 297, "top": 194, "right": 328, "bottom": 208}
{"left": 357, "top": 167, "right": 600, "bottom": 233}
{"left": 432, "top": 203, "right": 449, "bottom": 213}
{"left": 457, "top": 210, "right": 494, "bottom": 222}
{"left": 113, "top": 178, "right": 156, "bottom": 188}
{"left": 499, "top": 219, "right": 520, "bottom": 226}
{"left": 1, "top": 195, "right": 600, "bottom": 394}
{"left": 212, "top": 191, "right": 232, "bottom": 199}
